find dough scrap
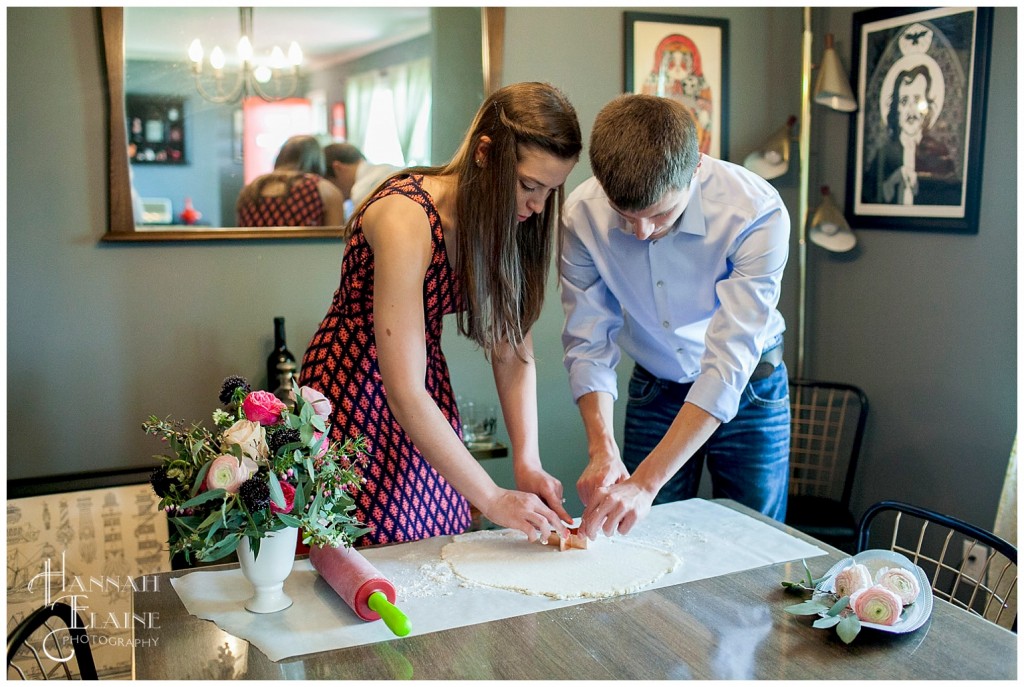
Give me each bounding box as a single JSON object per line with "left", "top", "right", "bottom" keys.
{"left": 441, "top": 529, "right": 680, "bottom": 600}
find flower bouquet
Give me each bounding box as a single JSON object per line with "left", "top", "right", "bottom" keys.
{"left": 782, "top": 550, "right": 931, "bottom": 643}
{"left": 144, "top": 375, "right": 371, "bottom": 564}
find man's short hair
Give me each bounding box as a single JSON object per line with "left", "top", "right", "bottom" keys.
{"left": 324, "top": 143, "right": 365, "bottom": 167}
{"left": 589, "top": 95, "right": 700, "bottom": 211}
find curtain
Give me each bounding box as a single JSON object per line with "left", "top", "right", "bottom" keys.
{"left": 344, "top": 69, "right": 378, "bottom": 151}
{"left": 384, "top": 57, "right": 431, "bottom": 164}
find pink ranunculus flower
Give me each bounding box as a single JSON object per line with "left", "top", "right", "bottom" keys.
{"left": 834, "top": 563, "right": 873, "bottom": 598}
{"left": 300, "top": 386, "right": 333, "bottom": 421}
{"left": 875, "top": 566, "right": 920, "bottom": 605}
{"left": 243, "top": 390, "right": 288, "bottom": 425}
{"left": 850, "top": 585, "right": 904, "bottom": 625}
{"left": 205, "top": 454, "right": 256, "bottom": 494}
{"left": 221, "top": 419, "right": 269, "bottom": 462}
{"left": 270, "top": 480, "right": 296, "bottom": 514}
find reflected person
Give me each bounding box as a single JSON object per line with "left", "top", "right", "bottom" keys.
{"left": 300, "top": 83, "right": 581, "bottom": 545}
{"left": 323, "top": 143, "right": 400, "bottom": 220}
{"left": 236, "top": 135, "right": 345, "bottom": 227}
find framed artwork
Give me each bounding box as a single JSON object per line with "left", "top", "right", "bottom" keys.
{"left": 126, "top": 94, "right": 187, "bottom": 165}
{"left": 624, "top": 12, "right": 729, "bottom": 159}
{"left": 846, "top": 7, "right": 993, "bottom": 233}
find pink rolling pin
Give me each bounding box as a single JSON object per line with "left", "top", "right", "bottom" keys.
{"left": 309, "top": 544, "right": 411, "bottom": 637}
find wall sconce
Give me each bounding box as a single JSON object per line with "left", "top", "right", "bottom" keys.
{"left": 743, "top": 116, "right": 797, "bottom": 180}
{"left": 808, "top": 186, "right": 856, "bottom": 252}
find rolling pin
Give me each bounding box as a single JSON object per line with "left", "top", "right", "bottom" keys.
{"left": 309, "top": 544, "right": 411, "bottom": 637}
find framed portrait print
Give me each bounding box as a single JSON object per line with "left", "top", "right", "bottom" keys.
{"left": 846, "top": 7, "right": 993, "bottom": 233}
{"left": 624, "top": 12, "right": 729, "bottom": 159}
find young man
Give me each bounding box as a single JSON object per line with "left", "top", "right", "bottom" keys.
{"left": 560, "top": 94, "right": 791, "bottom": 539}
{"left": 323, "top": 143, "right": 400, "bottom": 220}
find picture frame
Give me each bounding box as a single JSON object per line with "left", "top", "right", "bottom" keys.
{"left": 846, "top": 7, "right": 993, "bottom": 233}
{"left": 126, "top": 94, "right": 187, "bottom": 165}
{"left": 624, "top": 12, "right": 729, "bottom": 160}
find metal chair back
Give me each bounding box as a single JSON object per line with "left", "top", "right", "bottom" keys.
{"left": 857, "top": 500, "right": 1017, "bottom": 632}
{"left": 7, "top": 602, "right": 98, "bottom": 680}
{"left": 788, "top": 379, "right": 868, "bottom": 506}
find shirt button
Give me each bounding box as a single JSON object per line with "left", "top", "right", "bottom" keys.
{"left": 656, "top": 280, "right": 665, "bottom": 287}
{"left": 662, "top": 321, "right": 670, "bottom": 328}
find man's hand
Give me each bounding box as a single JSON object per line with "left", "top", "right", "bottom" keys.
{"left": 579, "top": 479, "right": 656, "bottom": 540}
{"left": 576, "top": 455, "right": 630, "bottom": 508}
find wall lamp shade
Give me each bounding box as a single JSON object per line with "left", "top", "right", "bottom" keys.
{"left": 743, "top": 115, "right": 796, "bottom": 180}
{"left": 809, "top": 186, "right": 856, "bottom": 252}
{"left": 813, "top": 34, "right": 857, "bottom": 112}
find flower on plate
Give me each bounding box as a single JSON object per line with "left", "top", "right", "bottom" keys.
{"left": 850, "top": 585, "right": 904, "bottom": 625}
{"left": 206, "top": 454, "right": 256, "bottom": 493}
{"left": 875, "top": 566, "right": 920, "bottom": 605}
{"left": 243, "top": 390, "right": 288, "bottom": 425}
{"left": 834, "top": 563, "right": 873, "bottom": 598}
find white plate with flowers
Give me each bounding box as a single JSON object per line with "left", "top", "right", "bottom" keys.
{"left": 814, "top": 549, "right": 933, "bottom": 634}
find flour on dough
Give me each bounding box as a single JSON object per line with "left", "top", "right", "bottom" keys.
{"left": 440, "top": 529, "right": 680, "bottom": 600}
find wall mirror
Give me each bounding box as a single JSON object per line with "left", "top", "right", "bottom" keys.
{"left": 101, "top": 7, "right": 497, "bottom": 242}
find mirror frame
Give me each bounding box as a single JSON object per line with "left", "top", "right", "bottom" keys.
{"left": 100, "top": 7, "right": 503, "bottom": 242}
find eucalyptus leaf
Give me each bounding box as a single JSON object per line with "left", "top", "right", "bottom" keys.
{"left": 268, "top": 475, "right": 286, "bottom": 508}
{"left": 813, "top": 616, "right": 842, "bottom": 629}
{"left": 828, "top": 596, "right": 850, "bottom": 617}
{"left": 278, "top": 514, "right": 302, "bottom": 528}
{"left": 190, "top": 460, "right": 213, "bottom": 496}
{"left": 836, "top": 614, "right": 861, "bottom": 644}
{"left": 182, "top": 488, "right": 227, "bottom": 509}
{"left": 785, "top": 600, "right": 830, "bottom": 616}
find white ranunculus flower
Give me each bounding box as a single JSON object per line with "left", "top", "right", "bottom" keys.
{"left": 221, "top": 419, "right": 269, "bottom": 462}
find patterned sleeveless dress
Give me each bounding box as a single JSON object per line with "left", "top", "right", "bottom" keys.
{"left": 299, "top": 175, "right": 472, "bottom": 545}
{"left": 237, "top": 173, "right": 325, "bottom": 227}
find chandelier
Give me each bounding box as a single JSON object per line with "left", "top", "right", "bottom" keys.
{"left": 187, "top": 7, "right": 303, "bottom": 104}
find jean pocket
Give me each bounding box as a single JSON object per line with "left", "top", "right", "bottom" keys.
{"left": 744, "top": 364, "right": 789, "bottom": 409}
{"left": 628, "top": 374, "right": 661, "bottom": 406}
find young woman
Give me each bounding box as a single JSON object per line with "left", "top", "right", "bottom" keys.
{"left": 300, "top": 82, "right": 582, "bottom": 545}
{"left": 236, "top": 135, "right": 345, "bottom": 227}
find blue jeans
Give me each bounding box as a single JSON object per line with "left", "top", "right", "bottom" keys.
{"left": 622, "top": 361, "right": 790, "bottom": 522}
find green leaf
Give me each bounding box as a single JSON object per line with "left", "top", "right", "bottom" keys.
{"left": 836, "top": 614, "right": 861, "bottom": 644}
{"left": 268, "top": 475, "right": 286, "bottom": 508}
{"left": 785, "top": 600, "right": 830, "bottom": 616}
{"left": 802, "top": 560, "right": 814, "bottom": 587}
{"left": 827, "top": 596, "right": 850, "bottom": 617}
{"left": 277, "top": 513, "right": 302, "bottom": 528}
{"left": 181, "top": 488, "right": 227, "bottom": 509}
{"left": 310, "top": 415, "right": 326, "bottom": 432}
{"left": 813, "top": 616, "right": 842, "bottom": 629}
{"left": 199, "top": 531, "right": 242, "bottom": 562}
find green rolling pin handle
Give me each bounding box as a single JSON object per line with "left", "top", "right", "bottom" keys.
{"left": 368, "top": 590, "right": 412, "bottom": 637}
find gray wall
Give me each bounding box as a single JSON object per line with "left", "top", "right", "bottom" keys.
{"left": 8, "top": 7, "right": 1016, "bottom": 534}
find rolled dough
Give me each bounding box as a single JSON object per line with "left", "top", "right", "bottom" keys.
{"left": 441, "top": 529, "right": 680, "bottom": 600}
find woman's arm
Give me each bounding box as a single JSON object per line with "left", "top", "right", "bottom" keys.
{"left": 491, "top": 334, "right": 572, "bottom": 522}
{"left": 365, "top": 198, "right": 566, "bottom": 541}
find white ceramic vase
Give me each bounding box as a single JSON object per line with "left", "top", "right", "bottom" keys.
{"left": 237, "top": 526, "right": 298, "bottom": 613}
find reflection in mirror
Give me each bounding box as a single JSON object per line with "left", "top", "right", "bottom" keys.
{"left": 119, "top": 7, "right": 430, "bottom": 234}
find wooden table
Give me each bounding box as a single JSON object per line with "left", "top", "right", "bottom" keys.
{"left": 132, "top": 500, "right": 1016, "bottom": 679}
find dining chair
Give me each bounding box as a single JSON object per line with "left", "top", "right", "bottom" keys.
{"left": 7, "top": 601, "right": 98, "bottom": 680}
{"left": 784, "top": 379, "right": 868, "bottom": 552}
{"left": 856, "top": 499, "right": 1017, "bottom": 632}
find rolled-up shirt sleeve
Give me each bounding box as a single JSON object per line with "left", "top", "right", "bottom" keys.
{"left": 687, "top": 202, "right": 789, "bottom": 422}
{"left": 559, "top": 212, "right": 623, "bottom": 402}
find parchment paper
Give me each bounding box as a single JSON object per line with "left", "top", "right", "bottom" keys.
{"left": 169, "top": 498, "right": 826, "bottom": 661}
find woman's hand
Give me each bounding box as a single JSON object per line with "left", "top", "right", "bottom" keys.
{"left": 480, "top": 488, "right": 569, "bottom": 543}
{"left": 515, "top": 466, "right": 573, "bottom": 523}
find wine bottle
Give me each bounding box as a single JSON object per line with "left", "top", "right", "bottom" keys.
{"left": 266, "top": 317, "right": 296, "bottom": 391}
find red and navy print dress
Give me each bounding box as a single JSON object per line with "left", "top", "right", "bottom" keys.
{"left": 299, "top": 175, "right": 472, "bottom": 545}
{"left": 237, "top": 173, "right": 325, "bottom": 227}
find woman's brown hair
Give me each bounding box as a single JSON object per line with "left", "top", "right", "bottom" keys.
{"left": 353, "top": 82, "right": 581, "bottom": 359}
